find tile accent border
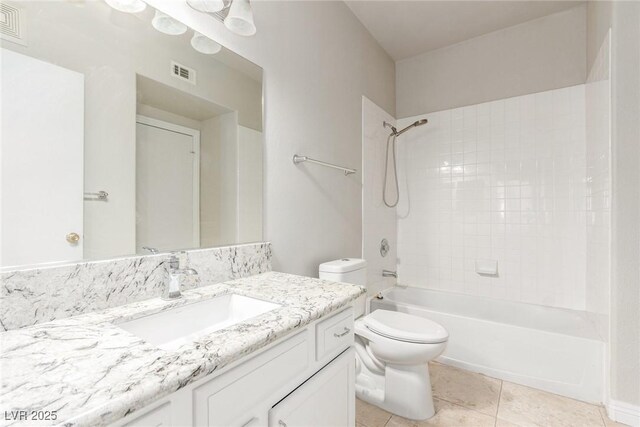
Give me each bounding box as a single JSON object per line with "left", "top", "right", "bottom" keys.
{"left": 0, "top": 242, "right": 272, "bottom": 331}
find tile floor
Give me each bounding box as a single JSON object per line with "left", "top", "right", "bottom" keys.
{"left": 356, "top": 362, "right": 626, "bottom": 427}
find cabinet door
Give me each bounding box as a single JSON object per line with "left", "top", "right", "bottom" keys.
{"left": 269, "top": 348, "right": 355, "bottom": 427}
{"left": 194, "top": 332, "right": 309, "bottom": 427}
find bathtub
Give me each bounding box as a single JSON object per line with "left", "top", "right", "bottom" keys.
{"left": 371, "top": 286, "right": 605, "bottom": 403}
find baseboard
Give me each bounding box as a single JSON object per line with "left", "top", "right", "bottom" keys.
{"left": 607, "top": 399, "right": 640, "bottom": 427}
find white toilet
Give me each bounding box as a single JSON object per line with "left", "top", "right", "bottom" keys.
{"left": 319, "top": 258, "right": 449, "bottom": 420}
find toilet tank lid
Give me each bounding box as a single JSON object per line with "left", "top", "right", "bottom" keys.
{"left": 319, "top": 258, "right": 367, "bottom": 273}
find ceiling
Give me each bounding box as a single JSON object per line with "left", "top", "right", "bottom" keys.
{"left": 345, "top": 1, "right": 584, "bottom": 61}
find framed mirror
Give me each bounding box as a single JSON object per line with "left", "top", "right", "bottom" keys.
{"left": 0, "top": 0, "right": 263, "bottom": 269}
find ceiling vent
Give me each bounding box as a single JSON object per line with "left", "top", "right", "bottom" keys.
{"left": 171, "top": 61, "right": 196, "bottom": 85}
{"left": 0, "top": 2, "right": 27, "bottom": 46}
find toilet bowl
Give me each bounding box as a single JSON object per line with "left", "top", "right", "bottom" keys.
{"left": 354, "top": 309, "right": 448, "bottom": 420}
{"left": 319, "top": 259, "right": 449, "bottom": 420}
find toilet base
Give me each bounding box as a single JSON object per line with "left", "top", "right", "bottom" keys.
{"left": 356, "top": 356, "right": 435, "bottom": 420}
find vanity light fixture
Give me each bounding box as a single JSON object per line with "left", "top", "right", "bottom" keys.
{"left": 186, "top": 0, "right": 224, "bottom": 13}
{"left": 104, "top": 0, "right": 147, "bottom": 13}
{"left": 191, "top": 32, "right": 222, "bottom": 54}
{"left": 224, "top": 0, "right": 256, "bottom": 36}
{"left": 152, "top": 10, "right": 188, "bottom": 35}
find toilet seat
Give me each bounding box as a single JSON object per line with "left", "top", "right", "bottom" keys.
{"left": 363, "top": 310, "right": 448, "bottom": 344}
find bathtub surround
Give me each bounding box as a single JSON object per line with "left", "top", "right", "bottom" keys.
{"left": 382, "top": 2, "right": 640, "bottom": 421}
{"left": 396, "top": 85, "right": 587, "bottom": 311}
{"left": 362, "top": 97, "right": 397, "bottom": 295}
{"left": 0, "top": 242, "right": 271, "bottom": 331}
{"left": 0, "top": 272, "right": 364, "bottom": 426}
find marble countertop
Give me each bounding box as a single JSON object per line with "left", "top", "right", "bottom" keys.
{"left": 0, "top": 272, "right": 365, "bottom": 427}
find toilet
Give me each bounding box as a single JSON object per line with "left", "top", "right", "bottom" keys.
{"left": 319, "top": 258, "right": 449, "bottom": 420}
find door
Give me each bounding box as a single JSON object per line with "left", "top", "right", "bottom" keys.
{"left": 1, "top": 48, "right": 84, "bottom": 267}
{"left": 136, "top": 116, "right": 199, "bottom": 253}
{"left": 269, "top": 348, "right": 355, "bottom": 427}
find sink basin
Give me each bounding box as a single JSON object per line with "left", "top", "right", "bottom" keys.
{"left": 118, "top": 294, "right": 281, "bottom": 351}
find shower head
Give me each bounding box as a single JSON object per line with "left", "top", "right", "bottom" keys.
{"left": 394, "top": 118, "right": 428, "bottom": 136}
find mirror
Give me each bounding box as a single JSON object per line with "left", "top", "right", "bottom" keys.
{"left": 0, "top": 0, "right": 263, "bottom": 269}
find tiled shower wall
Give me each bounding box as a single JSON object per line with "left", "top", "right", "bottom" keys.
{"left": 396, "top": 85, "right": 587, "bottom": 310}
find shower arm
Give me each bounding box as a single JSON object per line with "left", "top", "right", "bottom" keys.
{"left": 383, "top": 119, "right": 428, "bottom": 136}
{"left": 383, "top": 121, "right": 397, "bottom": 135}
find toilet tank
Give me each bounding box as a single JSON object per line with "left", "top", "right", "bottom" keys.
{"left": 319, "top": 258, "right": 367, "bottom": 318}
{"left": 319, "top": 258, "right": 367, "bottom": 285}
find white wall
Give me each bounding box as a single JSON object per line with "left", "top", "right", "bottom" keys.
{"left": 200, "top": 112, "right": 238, "bottom": 247}
{"left": 237, "top": 126, "right": 264, "bottom": 244}
{"left": 585, "top": 31, "right": 611, "bottom": 338}
{"left": 362, "top": 97, "right": 397, "bottom": 296}
{"left": 396, "top": 85, "right": 587, "bottom": 310}
{"left": 396, "top": 5, "right": 587, "bottom": 118}
{"left": 587, "top": 1, "right": 640, "bottom": 417}
{"left": 148, "top": 0, "right": 396, "bottom": 277}
{"left": 200, "top": 116, "right": 221, "bottom": 247}
{"left": 200, "top": 115, "right": 264, "bottom": 246}
{"left": 137, "top": 104, "right": 203, "bottom": 131}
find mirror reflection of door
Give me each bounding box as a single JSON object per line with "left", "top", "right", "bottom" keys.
{"left": 136, "top": 117, "right": 200, "bottom": 254}
{"left": 1, "top": 49, "right": 84, "bottom": 267}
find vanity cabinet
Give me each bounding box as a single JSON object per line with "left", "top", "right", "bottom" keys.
{"left": 116, "top": 307, "right": 355, "bottom": 427}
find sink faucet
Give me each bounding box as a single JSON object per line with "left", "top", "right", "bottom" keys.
{"left": 164, "top": 253, "right": 198, "bottom": 300}
{"left": 382, "top": 270, "right": 397, "bottom": 278}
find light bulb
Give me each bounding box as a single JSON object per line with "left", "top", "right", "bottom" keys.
{"left": 186, "top": 0, "right": 224, "bottom": 13}
{"left": 191, "top": 32, "right": 222, "bottom": 54}
{"left": 152, "top": 10, "right": 188, "bottom": 35}
{"left": 105, "top": 0, "right": 146, "bottom": 13}
{"left": 224, "top": 0, "right": 256, "bottom": 36}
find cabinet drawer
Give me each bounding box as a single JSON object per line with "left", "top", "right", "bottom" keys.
{"left": 194, "top": 332, "right": 309, "bottom": 427}
{"left": 315, "top": 308, "right": 354, "bottom": 361}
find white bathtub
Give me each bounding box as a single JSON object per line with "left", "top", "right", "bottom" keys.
{"left": 371, "top": 286, "right": 605, "bottom": 403}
